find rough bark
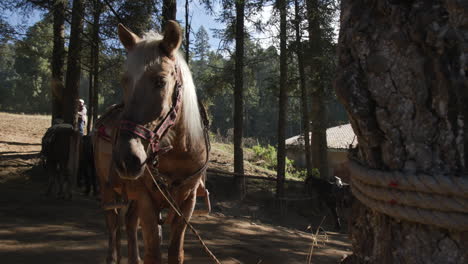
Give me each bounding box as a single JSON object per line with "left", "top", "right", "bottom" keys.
{"left": 162, "top": 0, "right": 177, "bottom": 28}
{"left": 336, "top": 0, "right": 468, "bottom": 263}
{"left": 51, "top": 0, "right": 66, "bottom": 124}
{"left": 233, "top": 0, "right": 245, "bottom": 199}
{"left": 63, "top": 0, "right": 84, "bottom": 127}
{"left": 294, "top": 0, "right": 313, "bottom": 178}
{"left": 276, "top": 0, "right": 288, "bottom": 198}
{"left": 306, "top": 0, "right": 329, "bottom": 179}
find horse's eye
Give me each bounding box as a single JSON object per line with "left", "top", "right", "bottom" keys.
{"left": 154, "top": 76, "right": 165, "bottom": 87}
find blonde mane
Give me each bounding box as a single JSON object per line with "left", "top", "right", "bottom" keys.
{"left": 124, "top": 31, "right": 204, "bottom": 144}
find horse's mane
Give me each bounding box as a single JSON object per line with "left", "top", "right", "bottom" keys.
{"left": 139, "top": 31, "right": 204, "bottom": 144}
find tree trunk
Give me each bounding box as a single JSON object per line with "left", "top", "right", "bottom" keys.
{"left": 306, "top": 0, "right": 329, "bottom": 179}
{"left": 336, "top": 0, "right": 468, "bottom": 263}
{"left": 63, "top": 0, "right": 84, "bottom": 126}
{"left": 162, "top": 0, "right": 177, "bottom": 28}
{"left": 294, "top": 0, "right": 312, "bottom": 178}
{"left": 185, "top": 0, "right": 190, "bottom": 62}
{"left": 233, "top": 0, "right": 245, "bottom": 199}
{"left": 51, "top": 0, "right": 66, "bottom": 125}
{"left": 276, "top": 0, "right": 288, "bottom": 198}
{"left": 87, "top": 68, "right": 93, "bottom": 133}
{"left": 89, "top": 0, "right": 101, "bottom": 133}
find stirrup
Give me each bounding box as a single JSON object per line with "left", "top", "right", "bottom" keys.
{"left": 193, "top": 189, "right": 211, "bottom": 216}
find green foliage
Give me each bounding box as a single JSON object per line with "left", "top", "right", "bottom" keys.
{"left": 251, "top": 144, "right": 298, "bottom": 177}
{"left": 0, "top": 18, "right": 52, "bottom": 113}
{"left": 252, "top": 144, "right": 277, "bottom": 169}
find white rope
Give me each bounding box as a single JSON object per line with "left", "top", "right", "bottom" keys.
{"left": 347, "top": 160, "right": 468, "bottom": 231}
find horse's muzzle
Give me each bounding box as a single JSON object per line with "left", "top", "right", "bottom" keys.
{"left": 113, "top": 138, "right": 147, "bottom": 180}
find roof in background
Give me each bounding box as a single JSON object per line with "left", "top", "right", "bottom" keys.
{"left": 285, "top": 123, "right": 357, "bottom": 150}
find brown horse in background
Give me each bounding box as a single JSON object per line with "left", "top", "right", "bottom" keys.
{"left": 93, "top": 21, "right": 209, "bottom": 264}
{"left": 41, "top": 124, "right": 80, "bottom": 199}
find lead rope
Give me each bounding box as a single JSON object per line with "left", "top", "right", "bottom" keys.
{"left": 146, "top": 166, "right": 221, "bottom": 264}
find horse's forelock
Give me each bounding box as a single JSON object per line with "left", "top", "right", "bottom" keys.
{"left": 123, "top": 29, "right": 204, "bottom": 145}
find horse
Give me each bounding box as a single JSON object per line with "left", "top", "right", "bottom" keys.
{"left": 93, "top": 21, "right": 210, "bottom": 264}
{"left": 41, "top": 123, "right": 80, "bottom": 199}
{"left": 304, "top": 175, "right": 351, "bottom": 231}
{"left": 93, "top": 103, "right": 142, "bottom": 264}
{"left": 77, "top": 135, "right": 98, "bottom": 196}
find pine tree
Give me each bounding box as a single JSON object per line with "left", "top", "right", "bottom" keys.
{"left": 193, "top": 26, "right": 210, "bottom": 62}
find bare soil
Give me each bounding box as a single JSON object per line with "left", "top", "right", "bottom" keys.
{"left": 0, "top": 112, "right": 351, "bottom": 264}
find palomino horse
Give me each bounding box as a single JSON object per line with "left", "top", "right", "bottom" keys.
{"left": 93, "top": 21, "right": 210, "bottom": 264}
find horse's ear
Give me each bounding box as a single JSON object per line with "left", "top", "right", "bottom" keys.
{"left": 118, "top": 24, "right": 140, "bottom": 51}
{"left": 161, "top": 20, "right": 182, "bottom": 58}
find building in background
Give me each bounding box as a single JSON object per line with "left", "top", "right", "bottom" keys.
{"left": 285, "top": 123, "right": 357, "bottom": 180}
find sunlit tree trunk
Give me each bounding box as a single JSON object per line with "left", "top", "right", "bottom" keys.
{"left": 306, "top": 0, "right": 328, "bottom": 179}
{"left": 294, "top": 0, "right": 312, "bottom": 178}
{"left": 51, "top": 0, "right": 66, "bottom": 125}
{"left": 336, "top": 0, "right": 468, "bottom": 262}
{"left": 64, "top": 0, "right": 83, "bottom": 126}
{"left": 233, "top": 0, "right": 245, "bottom": 199}
{"left": 276, "top": 0, "right": 288, "bottom": 198}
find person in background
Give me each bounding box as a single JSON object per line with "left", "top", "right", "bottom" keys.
{"left": 77, "top": 99, "right": 87, "bottom": 135}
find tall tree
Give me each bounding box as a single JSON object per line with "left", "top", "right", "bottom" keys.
{"left": 193, "top": 26, "right": 210, "bottom": 62}
{"left": 233, "top": 0, "right": 245, "bottom": 199}
{"left": 63, "top": 0, "right": 84, "bottom": 126}
{"left": 336, "top": 0, "right": 468, "bottom": 262}
{"left": 87, "top": 0, "right": 102, "bottom": 133}
{"left": 184, "top": 0, "right": 190, "bottom": 61}
{"left": 162, "top": 0, "right": 176, "bottom": 27}
{"left": 276, "top": 0, "right": 287, "bottom": 198}
{"left": 51, "top": 0, "right": 66, "bottom": 124}
{"left": 306, "top": 0, "right": 328, "bottom": 179}
{"left": 294, "top": 0, "right": 312, "bottom": 178}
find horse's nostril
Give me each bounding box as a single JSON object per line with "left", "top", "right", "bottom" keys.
{"left": 132, "top": 153, "right": 142, "bottom": 166}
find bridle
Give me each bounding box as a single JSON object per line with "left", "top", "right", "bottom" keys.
{"left": 118, "top": 63, "right": 183, "bottom": 167}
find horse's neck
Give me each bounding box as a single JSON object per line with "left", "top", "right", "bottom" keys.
{"left": 170, "top": 118, "right": 202, "bottom": 154}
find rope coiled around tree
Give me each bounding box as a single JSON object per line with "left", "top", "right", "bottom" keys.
{"left": 347, "top": 160, "right": 468, "bottom": 231}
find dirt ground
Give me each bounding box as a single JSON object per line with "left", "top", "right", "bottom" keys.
{"left": 0, "top": 112, "right": 351, "bottom": 264}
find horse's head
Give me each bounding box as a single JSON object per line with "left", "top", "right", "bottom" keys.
{"left": 113, "top": 21, "right": 185, "bottom": 179}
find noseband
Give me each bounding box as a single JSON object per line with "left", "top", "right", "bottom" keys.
{"left": 119, "top": 63, "right": 183, "bottom": 166}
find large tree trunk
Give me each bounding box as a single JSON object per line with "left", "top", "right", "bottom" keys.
{"left": 63, "top": 0, "right": 84, "bottom": 126}
{"left": 336, "top": 0, "right": 468, "bottom": 263}
{"left": 233, "top": 0, "right": 245, "bottom": 199}
{"left": 306, "top": 0, "right": 329, "bottom": 179}
{"left": 162, "top": 0, "right": 177, "bottom": 28}
{"left": 87, "top": 0, "right": 102, "bottom": 133}
{"left": 294, "top": 0, "right": 313, "bottom": 178}
{"left": 51, "top": 0, "right": 66, "bottom": 124}
{"left": 276, "top": 0, "right": 288, "bottom": 198}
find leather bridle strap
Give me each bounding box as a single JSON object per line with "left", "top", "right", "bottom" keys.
{"left": 118, "top": 64, "right": 182, "bottom": 157}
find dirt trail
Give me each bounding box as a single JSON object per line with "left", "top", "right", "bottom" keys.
{"left": 0, "top": 112, "right": 351, "bottom": 264}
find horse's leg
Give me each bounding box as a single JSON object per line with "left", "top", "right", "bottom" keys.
{"left": 326, "top": 196, "right": 341, "bottom": 231}
{"left": 168, "top": 189, "right": 197, "bottom": 264}
{"left": 126, "top": 200, "right": 141, "bottom": 264}
{"left": 45, "top": 160, "right": 56, "bottom": 196}
{"left": 138, "top": 189, "right": 162, "bottom": 264}
{"left": 104, "top": 208, "right": 122, "bottom": 264}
